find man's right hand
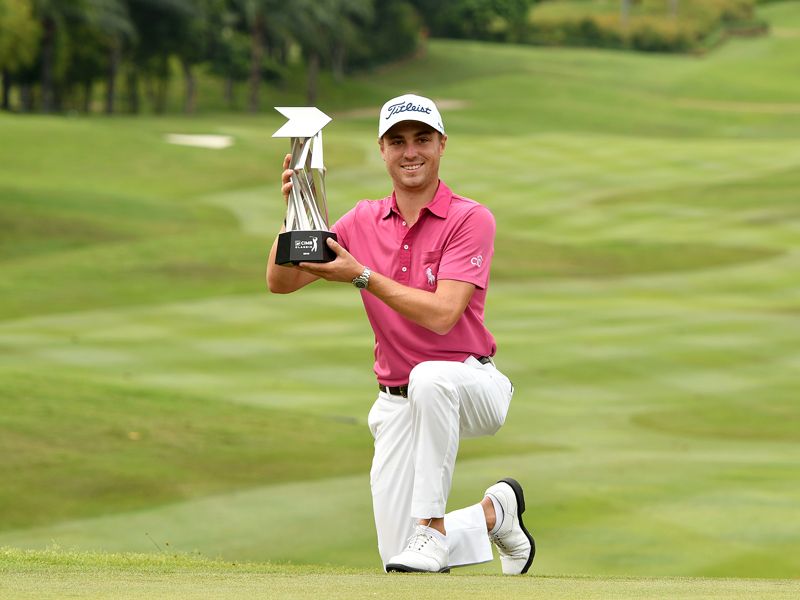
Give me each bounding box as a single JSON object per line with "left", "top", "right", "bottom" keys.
{"left": 281, "top": 153, "right": 293, "bottom": 206}
{"left": 267, "top": 153, "right": 321, "bottom": 293}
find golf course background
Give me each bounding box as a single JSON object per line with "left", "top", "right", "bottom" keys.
{"left": 1, "top": 0, "right": 799, "bottom": 588}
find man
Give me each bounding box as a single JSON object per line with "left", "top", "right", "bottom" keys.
{"left": 266, "top": 93, "right": 534, "bottom": 575}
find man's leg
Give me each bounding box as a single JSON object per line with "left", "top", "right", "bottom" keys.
{"left": 394, "top": 357, "right": 514, "bottom": 569}
{"left": 367, "top": 391, "right": 416, "bottom": 568}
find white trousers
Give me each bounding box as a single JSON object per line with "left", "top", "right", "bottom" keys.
{"left": 367, "top": 356, "right": 514, "bottom": 568}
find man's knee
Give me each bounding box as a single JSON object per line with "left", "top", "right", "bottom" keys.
{"left": 408, "top": 361, "right": 458, "bottom": 411}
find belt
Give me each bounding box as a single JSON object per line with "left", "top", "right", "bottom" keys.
{"left": 379, "top": 356, "right": 494, "bottom": 398}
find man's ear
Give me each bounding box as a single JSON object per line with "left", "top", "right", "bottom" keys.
{"left": 439, "top": 134, "right": 448, "bottom": 156}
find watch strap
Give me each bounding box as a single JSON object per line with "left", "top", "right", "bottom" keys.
{"left": 352, "top": 266, "right": 371, "bottom": 289}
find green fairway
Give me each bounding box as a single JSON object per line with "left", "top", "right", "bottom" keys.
{"left": 1, "top": 0, "right": 799, "bottom": 584}
{"left": 2, "top": 549, "right": 798, "bottom": 600}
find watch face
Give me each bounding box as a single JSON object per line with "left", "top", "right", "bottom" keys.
{"left": 354, "top": 279, "right": 367, "bottom": 288}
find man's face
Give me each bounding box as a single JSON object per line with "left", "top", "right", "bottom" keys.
{"left": 379, "top": 121, "right": 447, "bottom": 194}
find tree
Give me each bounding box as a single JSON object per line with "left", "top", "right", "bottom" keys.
{"left": 207, "top": 0, "right": 250, "bottom": 109}
{"left": 410, "top": 0, "right": 534, "bottom": 42}
{"left": 31, "top": 0, "right": 91, "bottom": 112}
{"left": 84, "top": 0, "right": 137, "bottom": 115}
{"left": 237, "top": 0, "right": 289, "bottom": 112}
{"left": 0, "top": 0, "right": 42, "bottom": 110}
{"left": 79, "top": 0, "right": 135, "bottom": 114}
{"left": 322, "top": 0, "right": 373, "bottom": 82}
{"left": 173, "top": 0, "right": 218, "bottom": 114}
{"left": 346, "top": 0, "right": 421, "bottom": 70}
{"left": 289, "top": 0, "right": 372, "bottom": 104}
{"left": 125, "top": 0, "right": 193, "bottom": 113}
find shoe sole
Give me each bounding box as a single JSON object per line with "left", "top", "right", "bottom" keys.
{"left": 498, "top": 477, "right": 536, "bottom": 575}
{"left": 385, "top": 564, "right": 450, "bottom": 574}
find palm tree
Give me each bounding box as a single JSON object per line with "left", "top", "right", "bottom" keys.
{"left": 31, "top": 0, "right": 78, "bottom": 111}
{"left": 208, "top": 1, "right": 251, "bottom": 109}
{"left": 237, "top": 0, "right": 282, "bottom": 112}
{"left": 0, "top": 0, "right": 42, "bottom": 110}
{"left": 84, "top": 0, "right": 135, "bottom": 114}
{"left": 290, "top": 0, "right": 372, "bottom": 104}
{"left": 33, "top": 0, "right": 133, "bottom": 112}
{"left": 125, "top": 0, "right": 194, "bottom": 114}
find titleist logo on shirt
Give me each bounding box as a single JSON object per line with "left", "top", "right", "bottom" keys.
{"left": 385, "top": 101, "right": 432, "bottom": 119}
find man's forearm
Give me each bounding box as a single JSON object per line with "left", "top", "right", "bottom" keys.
{"left": 366, "top": 272, "right": 473, "bottom": 335}
{"left": 266, "top": 227, "right": 318, "bottom": 293}
{"left": 291, "top": 238, "right": 475, "bottom": 333}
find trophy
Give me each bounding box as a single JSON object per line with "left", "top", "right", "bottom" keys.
{"left": 273, "top": 106, "right": 337, "bottom": 265}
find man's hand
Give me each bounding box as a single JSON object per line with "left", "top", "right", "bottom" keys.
{"left": 281, "top": 153, "right": 293, "bottom": 205}
{"left": 297, "top": 238, "right": 363, "bottom": 283}
{"left": 267, "top": 153, "right": 321, "bottom": 294}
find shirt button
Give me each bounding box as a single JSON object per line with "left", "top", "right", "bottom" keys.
{"left": 402, "top": 221, "right": 407, "bottom": 226}
{"left": 403, "top": 245, "right": 409, "bottom": 250}
{"left": 401, "top": 267, "right": 407, "bottom": 272}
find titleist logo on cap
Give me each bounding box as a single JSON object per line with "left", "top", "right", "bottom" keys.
{"left": 378, "top": 93, "right": 444, "bottom": 136}
{"left": 385, "top": 101, "right": 432, "bottom": 119}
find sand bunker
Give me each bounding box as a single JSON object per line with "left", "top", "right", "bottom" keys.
{"left": 166, "top": 134, "right": 234, "bottom": 149}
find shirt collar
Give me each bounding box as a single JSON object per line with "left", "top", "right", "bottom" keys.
{"left": 381, "top": 180, "right": 452, "bottom": 220}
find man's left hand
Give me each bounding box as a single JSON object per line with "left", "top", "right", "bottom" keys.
{"left": 297, "top": 238, "right": 363, "bottom": 283}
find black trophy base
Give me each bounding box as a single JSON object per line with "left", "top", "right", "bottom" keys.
{"left": 275, "top": 230, "right": 338, "bottom": 266}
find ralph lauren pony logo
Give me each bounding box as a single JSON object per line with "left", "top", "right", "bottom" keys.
{"left": 426, "top": 267, "right": 436, "bottom": 287}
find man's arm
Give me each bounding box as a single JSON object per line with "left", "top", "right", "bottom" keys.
{"left": 368, "top": 270, "right": 475, "bottom": 335}
{"left": 266, "top": 226, "right": 320, "bottom": 294}
{"left": 298, "top": 238, "right": 475, "bottom": 335}
{"left": 265, "top": 153, "right": 320, "bottom": 294}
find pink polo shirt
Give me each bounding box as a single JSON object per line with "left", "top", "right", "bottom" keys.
{"left": 332, "top": 181, "right": 497, "bottom": 386}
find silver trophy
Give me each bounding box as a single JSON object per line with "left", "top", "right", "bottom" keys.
{"left": 273, "top": 107, "right": 337, "bottom": 265}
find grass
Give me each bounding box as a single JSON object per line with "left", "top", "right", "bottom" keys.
{"left": 2, "top": 549, "right": 799, "bottom": 600}
{"left": 0, "top": 370, "right": 373, "bottom": 530}
{"left": 0, "top": 0, "right": 799, "bottom": 591}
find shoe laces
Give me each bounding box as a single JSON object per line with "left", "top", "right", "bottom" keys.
{"left": 490, "top": 531, "right": 509, "bottom": 551}
{"left": 406, "top": 526, "right": 436, "bottom": 552}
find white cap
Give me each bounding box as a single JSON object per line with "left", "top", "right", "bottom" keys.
{"left": 378, "top": 93, "right": 445, "bottom": 138}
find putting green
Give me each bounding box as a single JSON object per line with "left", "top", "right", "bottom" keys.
{"left": 2, "top": 549, "right": 799, "bottom": 600}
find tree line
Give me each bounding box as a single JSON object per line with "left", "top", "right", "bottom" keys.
{"left": 0, "top": 0, "right": 535, "bottom": 115}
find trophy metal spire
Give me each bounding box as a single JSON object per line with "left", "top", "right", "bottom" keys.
{"left": 273, "top": 107, "right": 337, "bottom": 265}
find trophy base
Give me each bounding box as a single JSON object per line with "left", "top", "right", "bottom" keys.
{"left": 275, "top": 230, "right": 338, "bottom": 266}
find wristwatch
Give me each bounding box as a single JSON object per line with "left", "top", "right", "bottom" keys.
{"left": 352, "top": 266, "right": 371, "bottom": 289}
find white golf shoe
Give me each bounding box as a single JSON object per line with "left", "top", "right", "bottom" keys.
{"left": 485, "top": 478, "right": 535, "bottom": 575}
{"left": 385, "top": 525, "right": 450, "bottom": 573}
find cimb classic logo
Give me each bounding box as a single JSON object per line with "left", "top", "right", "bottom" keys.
{"left": 294, "top": 236, "right": 319, "bottom": 253}
{"left": 386, "top": 101, "right": 432, "bottom": 119}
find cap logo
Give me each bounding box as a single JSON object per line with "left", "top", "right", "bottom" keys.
{"left": 386, "top": 101, "right": 432, "bottom": 120}
{"left": 378, "top": 94, "right": 444, "bottom": 137}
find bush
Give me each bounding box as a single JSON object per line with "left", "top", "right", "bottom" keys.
{"left": 524, "top": 0, "right": 765, "bottom": 53}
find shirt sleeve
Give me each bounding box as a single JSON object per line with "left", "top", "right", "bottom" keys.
{"left": 331, "top": 206, "right": 356, "bottom": 252}
{"left": 436, "top": 205, "right": 495, "bottom": 289}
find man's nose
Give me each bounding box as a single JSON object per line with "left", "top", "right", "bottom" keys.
{"left": 403, "top": 143, "right": 418, "bottom": 159}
